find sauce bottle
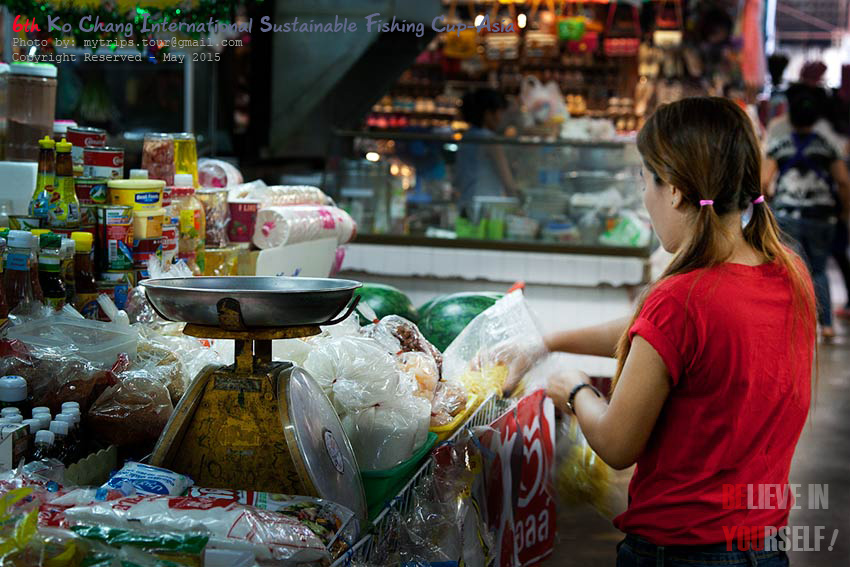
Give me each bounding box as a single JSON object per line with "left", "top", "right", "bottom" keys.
{"left": 27, "top": 232, "right": 44, "bottom": 303}
{"left": 0, "top": 237, "right": 8, "bottom": 320}
{"left": 31, "top": 430, "right": 54, "bottom": 461}
{"left": 48, "top": 420, "right": 70, "bottom": 464}
{"left": 55, "top": 413, "right": 80, "bottom": 462}
{"left": 21, "top": 418, "right": 41, "bottom": 457}
{"left": 29, "top": 136, "right": 55, "bottom": 220}
{"left": 3, "top": 231, "right": 35, "bottom": 307}
{"left": 168, "top": 174, "right": 206, "bottom": 275}
{"left": 60, "top": 237, "right": 75, "bottom": 305}
{"left": 38, "top": 233, "right": 65, "bottom": 310}
{"left": 71, "top": 232, "right": 98, "bottom": 318}
{"left": 0, "top": 376, "right": 30, "bottom": 415}
{"left": 49, "top": 138, "right": 80, "bottom": 228}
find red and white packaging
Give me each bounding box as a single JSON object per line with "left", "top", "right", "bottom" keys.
{"left": 252, "top": 205, "right": 356, "bottom": 250}
{"left": 83, "top": 147, "right": 125, "bottom": 179}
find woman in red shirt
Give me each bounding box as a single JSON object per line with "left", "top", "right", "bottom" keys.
{"left": 517, "top": 98, "right": 816, "bottom": 565}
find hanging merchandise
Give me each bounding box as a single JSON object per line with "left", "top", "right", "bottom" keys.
{"left": 441, "top": 0, "right": 479, "bottom": 60}
{"left": 653, "top": 0, "right": 684, "bottom": 48}
{"left": 484, "top": 1, "right": 520, "bottom": 61}
{"left": 604, "top": 0, "right": 642, "bottom": 57}
{"left": 558, "top": 0, "right": 587, "bottom": 41}
{"left": 525, "top": 0, "right": 560, "bottom": 59}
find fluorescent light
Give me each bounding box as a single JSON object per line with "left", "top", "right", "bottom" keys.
{"left": 474, "top": 14, "right": 485, "bottom": 26}
{"left": 518, "top": 14, "right": 527, "bottom": 28}
{"left": 365, "top": 152, "right": 380, "bottom": 162}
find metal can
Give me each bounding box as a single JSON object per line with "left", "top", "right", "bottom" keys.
{"left": 67, "top": 126, "right": 106, "bottom": 166}
{"left": 161, "top": 219, "right": 178, "bottom": 265}
{"left": 96, "top": 205, "right": 134, "bottom": 271}
{"left": 83, "top": 147, "right": 124, "bottom": 179}
{"left": 9, "top": 215, "right": 41, "bottom": 230}
{"left": 75, "top": 176, "right": 108, "bottom": 205}
{"left": 79, "top": 205, "right": 97, "bottom": 226}
{"left": 133, "top": 237, "right": 162, "bottom": 267}
{"left": 100, "top": 270, "right": 136, "bottom": 287}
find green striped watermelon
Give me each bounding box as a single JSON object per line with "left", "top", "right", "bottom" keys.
{"left": 418, "top": 292, "right": 503, "bottom": 352}
{"left": 354, "top": 283, "right": 418, "bottom": 324}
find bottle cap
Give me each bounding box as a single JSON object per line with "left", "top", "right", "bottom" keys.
{"left": 5, "top": 415, "right": 22, "bottom": 424}
{"left": 32, "top": 406, "right": 51, "bottom": 416}
{"left": 49, "top": 421, "right": 69, "bottom": 436}
{"left": 7, "top": 230, "right": 32, "bottom": 249}
{"left": 129, "top": 169, "right": 149, "bottom": 179}
{"left": 35, "top": 430, "right": 55, "bottom": 446}
{"left": 0, "top": 376, "right": 27, "bottom": 403}
{"left": 30, "top": 229, "right": 51, "bottom": 238}
{"left": 61, "top": 238, "right": 76, "bottom": 256}
{"left": 56, "top": 414, "right": 75, "bottom": 427}
{"left": 173, "top": 173, "right": 194, "bottom": 188}
{"left": 61, "top": 402, "right": 80, "bottom": 411}
{"left": 22, "top": 419, "right": 42, "bottom": 433}
{"left": 71, "top": 232, "right": 93, "bottom": 253}
{"left": 36, "top": 415, "right": 51, "bottom": 430}
{"left": 0, "top": 407, "right": 21, "bottom": 417}
{"left": 55, "top": 138, "right": 72, "bottom": 153}
{"left": 39, "top": 233, "right": 62, "bottom": 250}
{"left": 29, "top": 232, "right": 40, "bottom": 251}
{"left": 38, "top": 136, "right": 56, "bottom": 149}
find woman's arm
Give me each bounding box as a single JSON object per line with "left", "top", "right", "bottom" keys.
{"left": 486, "top": 145, "right": 520, "bottom": 197}
{"left": 830, "top": 159, "right": 850, "bottom": 221}
{"left": 547, "top": 336, "right": 671, "bottom": 470}
{"left": 544, "top": 317, "right": 630, "bottom": 358}
{"left": 761, "top": 158, "right": 779, "bottom": 198}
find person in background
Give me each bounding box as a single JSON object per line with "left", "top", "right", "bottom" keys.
{"left": 832, "top": 65, "right": 850, "bottom": 319}
{"left": 762, "top": 83, "right": 850, "bottom": 338}
{"left": 762, "top": 53, "right": 789, "bottom": 125}
{"left": 501, "top": 98, "right": 814, "bottom": 566}
{"left": 453, "top": 88, "right": 520, "bottom": 217}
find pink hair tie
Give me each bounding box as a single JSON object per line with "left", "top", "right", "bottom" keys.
{"left": 699, "top": 200, "right": 714, "bottom": 206}
{"left": 753, "top": 195, "right": 765, "bottom": 204}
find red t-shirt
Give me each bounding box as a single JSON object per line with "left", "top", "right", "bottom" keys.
{"left": 613, "top": 261, "right": 814, "bottom": 545}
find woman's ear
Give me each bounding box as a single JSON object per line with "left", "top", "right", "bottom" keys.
{"left": 670, "top": 185, "right": 686, "bottom": 209}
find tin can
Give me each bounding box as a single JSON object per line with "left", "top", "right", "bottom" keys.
{"left": 100, "top": 270, "right": 136, "bottom": 287}
{"left": 96, "top": 205, "right": 134, "bottom": 271}
{"left": 161, "top": 220, "right": 178, "bottom": 265}
{"left": 9, "top": 216, "right": 41, "bottom": 231}
{"left": 133, "top": 237, "right": 162, "bottom": 267}
{"left": 75, "top": 177, "right": 108, "bottom": 205}
{"left": 107, "top": 179, "right": 164, "bottom": 212}
{"left": 51, "top": 225, "right": 95, "bottom": 240}
{"left": 67, "top": 126, "right": 106, "bottom": 166}
{"left": 83, "top": 147, "right": 124, "bottom": 180}
{"left": 79, "top": 205, "right": 97, "bottom": 226}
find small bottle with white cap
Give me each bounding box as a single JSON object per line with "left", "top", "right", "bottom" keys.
{"left": 21, "top": 418, "right": 41, "bottom": 458}
{"left": 31, "top": 430, "right": 55, "bottom": 461}
{"left": 48, "top": 420, "right": 70, "bottom": 463}
{"left": 0, "top": 375, "right": 30, "bottom": 415}
{"left": 55, "top": 413, "right": 80, "bottom": 463}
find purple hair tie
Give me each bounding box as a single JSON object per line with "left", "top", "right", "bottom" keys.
{"left": 753, "top": 195, "right": 765, "bottom": 204}
{"left": 699, "top": 200, "right": 714, "bottom": 206}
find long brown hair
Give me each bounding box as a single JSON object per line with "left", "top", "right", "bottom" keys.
{"left": 612, "top": 97, "right": 816, "bottom": 391}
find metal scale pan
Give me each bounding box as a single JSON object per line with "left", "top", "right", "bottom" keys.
{"left": 140, "top": 276, "right": 368, "bottom": 522}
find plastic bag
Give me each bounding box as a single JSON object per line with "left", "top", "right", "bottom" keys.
{"left": 429, "top": 380, "right": 469, "bottom": 427}
{"left": 342, "top": 394, "right": 431, "bottom": 471}
{"left": 125, "top": 259, "right": 195, "bottom": 326}
{"left": 101, "top": 462, "right": 193, "bottom": 497}
{"left": 252, "top": 205, "right": 356, "bottom": 249}
{"left": 399, "top": 352, "right": 440, "bottom": 402}
{"left": 302, "top": 336, "right": 399, "bottom": 412}
{"left": 363, "top": 315, "right": 443, "bottom": 372}
{"left": 86, "top": 372, "right": 174, "bottom": 448}
{"left": 196, "top": 188, "right": 230, "bottom": 248}
{"left": 555, "top": 417, "right": 625, "bottom": 519}
{"left": 520, "top": 76, "right": 569, "bottom": 126}
{"left": 63, "top": 495, "right": 331, "bottom": 565}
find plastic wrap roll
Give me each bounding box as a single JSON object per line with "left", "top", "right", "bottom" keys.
{"left": 198, "top": 158, "right": 244, "bottom": 188}
{"left": 260, "top": 185, "right": 329, "bottom": 208}
{"left": 253, "top": 205, "right": 356, "bottom": 250}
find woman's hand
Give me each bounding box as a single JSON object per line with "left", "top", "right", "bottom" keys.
{"left": 475, "top": 339, "right": 547, "bottom": 396}
{"left": 546, "top": 369, "right": 591, "bottom": 412}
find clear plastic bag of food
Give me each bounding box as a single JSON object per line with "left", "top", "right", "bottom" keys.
{"left": 86, "top": 372, "right": 174, "bottom": 448}
{"left": 429, "top": 379, "right": 469, "bottom": 427}
{"left": 363, "top": 315, "right": 443, "bottom": 371}
{"left": 302, "top": 336, "right": 399, "bottom": 412}
{"left": 555, "top": 417, "right": 625, "bottom": 519}
{"left": 196, "top": 188, "right": 230, "bottom": 248}
{"left": 398, "top": 352, "right": 440, "bottom": 402}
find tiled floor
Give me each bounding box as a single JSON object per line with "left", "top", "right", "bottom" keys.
{"left": 544, "top": 337, "right": 850, "bottom": 566}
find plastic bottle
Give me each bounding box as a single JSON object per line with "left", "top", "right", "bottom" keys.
{"left": 48, "top": 420, "right": 70, "bottom": 463}
{"left": 4, "top": 414, "right": 22, "bottom": 424}
{"left": 34, "top": 414, "right": 51, "bottom": 432}
{"left": 0, "top": 237, "right": 8, "bottom": 320}
{"left": 28, "top": 232, "right": 44, "bottom": 303}
{"left": 31, "top": 430, "right": 54, "bottom": 461}
{"left": 38, "top": 233, "right": 65, "bottom": 310}
{"left": 168, "top": 173, "right": 206, "bottom": 275}
{"left": 3, "top": 230, "right": 35, "bottom": 307}
{"left": 29, "top": 136, "right": 55, "bottom": 220}
{"left": 71, "top": 232, "right": 98, "bottom": 318}
{"left": 55, "top": 413, "right": 80, "bottom": 462}
{"left": 0, "top": 407, "right": 20, "bottom": 418}
{"left": 31, "top": 406, "right": 50, "bottom": 417}
{"left": 49, "top": 138, "right": 80, "bottom": 228}
{"left": 60, "top": 237, "right": 75, "bottom": 305}
{"left": 22, "top": 418, "right": 41, "bottom": 456}
{"left": 0, "top": 375, "right": 29, "bottom": 415}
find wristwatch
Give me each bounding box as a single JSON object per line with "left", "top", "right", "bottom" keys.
{"left": 567, "top": 383, "right": 602, "bottom": 414}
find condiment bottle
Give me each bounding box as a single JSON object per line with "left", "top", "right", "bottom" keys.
{"left": 29, "top": 136, "right": 54, "bottom": 220}
{"left": 55, "top": 413, "right": 80, "bottom": 462}
{"left": 31, "top": 430, "right": 54, "bottom": 461}
{"left": 0, "top": 237, "right": 8, "bottom": 320}
{"left": 22, "top": 418, "right": 41, "bottom": 456}
{"left": 34, "top": 414, "right": 51, "bottom": 432}
{"left": 161, "top": 186, "right": 178, "bottom": 266}
{"left": 3, "top": 230, "right": 35, "bottom": 307}
{"left": 71, "top": 232, "right": 98, "bottom": 318}
{"left": 48, "top": 420, "right": 70, "bottom": 463}
{"left": 38, "top": 233, "right": 65, "bottom": 310}
{"left": 168, "top": 174, "right": 206, "bottom": 275}
{"left": 0, "top": 376, "right": 29, "bottom": 415}
{"left": 172, "top": 133, "right": 198, "bottom": 187}
{"left": 49, "top": 138, "right": 80, "bottom": 228}
{"left": 28, "top": 232, "right": 44, "bottom": 303}
{"left": 60, "top": 237, "right": 76, "bottom": 305}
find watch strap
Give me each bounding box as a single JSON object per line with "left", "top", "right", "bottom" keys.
{"left": 567, "top": 382, "right": 602, "bottom": 414}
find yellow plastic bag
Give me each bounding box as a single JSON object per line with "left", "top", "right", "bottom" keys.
{"left": 555, "top": 418, "right": 617, "bottom": 518}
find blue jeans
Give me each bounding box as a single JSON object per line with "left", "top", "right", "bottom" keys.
{"left": 617, "top": 535, "right": 790, "bottom": 566}
{"left": 777, "top": 216, "right": 836, "bottom": 327}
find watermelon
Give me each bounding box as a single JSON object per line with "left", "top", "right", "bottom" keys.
{"left": 418, "top": 292, "right": 504, "bottom": 352}
{"left": 354, "top": 283, "right": 418, "bottom": 325}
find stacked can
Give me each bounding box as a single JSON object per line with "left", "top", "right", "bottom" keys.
{"left": 83, "top": 146, "right": 124, "bottom": 180}
{"left": 74, "top": 177, "right": 107, "bottom": 227}
{"left": 66, "top": 126, "right": 106, "bottom": 176}
{"left": 106, "top": 179, "right": 165, "bottom": 285}
{"left": 160, "top": 185, "right": 178, "bottom": 272}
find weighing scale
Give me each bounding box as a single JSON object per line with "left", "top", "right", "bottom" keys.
{"left": 140, "top": 276, "right": 368, "bottom": 522}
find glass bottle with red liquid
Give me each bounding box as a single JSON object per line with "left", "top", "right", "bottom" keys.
{"left": 3, "top": 230, "right": 35, "bottom": 308}
{"left": 71, "top": 232, "right": 98, "bottom": 319}
{"left": 28, "top": 232, "right": 44, "bottom": 303}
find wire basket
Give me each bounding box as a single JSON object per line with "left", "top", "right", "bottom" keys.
{"left": 332, "top": 393, "right": 514, "bottom": 566}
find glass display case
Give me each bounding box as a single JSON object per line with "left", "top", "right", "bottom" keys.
{"left": 325, "top": 130, "right": 653, "bottom": 257}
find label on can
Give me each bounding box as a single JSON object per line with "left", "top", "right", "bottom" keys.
{"left": 75, "top": 178, "right": 108, "bottom": 205}
{"left": 83, "top": 147, "right": 124, "bottom": 180}
{"left": 97, "top": 206, "right": 134, "bottom": 271}
{"left": 161, "top": 223, "right": 177, "bottom": 264}
{"left": 75, "top": 293, "right": 100, "bottom": 319}
{"left": 68, "top": 127, "right": 107, "bottom": 166}
{"left": 80, "top": 205, "right": 97, "bottom": 226}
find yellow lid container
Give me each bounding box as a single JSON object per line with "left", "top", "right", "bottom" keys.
{"left": 132, "top": 207, "right": 165, "bottom": 240}
{"left": 107, "top": 179, "right": 165, "bottom": 211}
{"left": 71, "top": 231, "right": 93, "bottom": 253}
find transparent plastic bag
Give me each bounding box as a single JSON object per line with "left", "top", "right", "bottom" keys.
{"left": 363, "top": 315, "right": 443, "bottom": 372}
{"left": 429, "top": 380, "right": 469, "bottom": 427}
{"left": 398, "top": 352, "right": 440, "bottom": 402}
{"left": 86, "top": 373, "right": 174, "bottom": 448}
{"left": 198, "top": 157, "right": 244, "bottom": 188}
{"left": 555, "top": 417, "right": 625, "bottom": 519}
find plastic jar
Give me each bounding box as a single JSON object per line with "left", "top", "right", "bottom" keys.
{"left": 6, "top": 63, "right": 58, "bottom": 162}
{"left": 0, "top": 375, "right": 30, "bottom": 414}
{"left": 172, "top": 133, "right": 198, "bottom": 187}
{"left": 142, "top": 133, "right": 175, "bottom": 186}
